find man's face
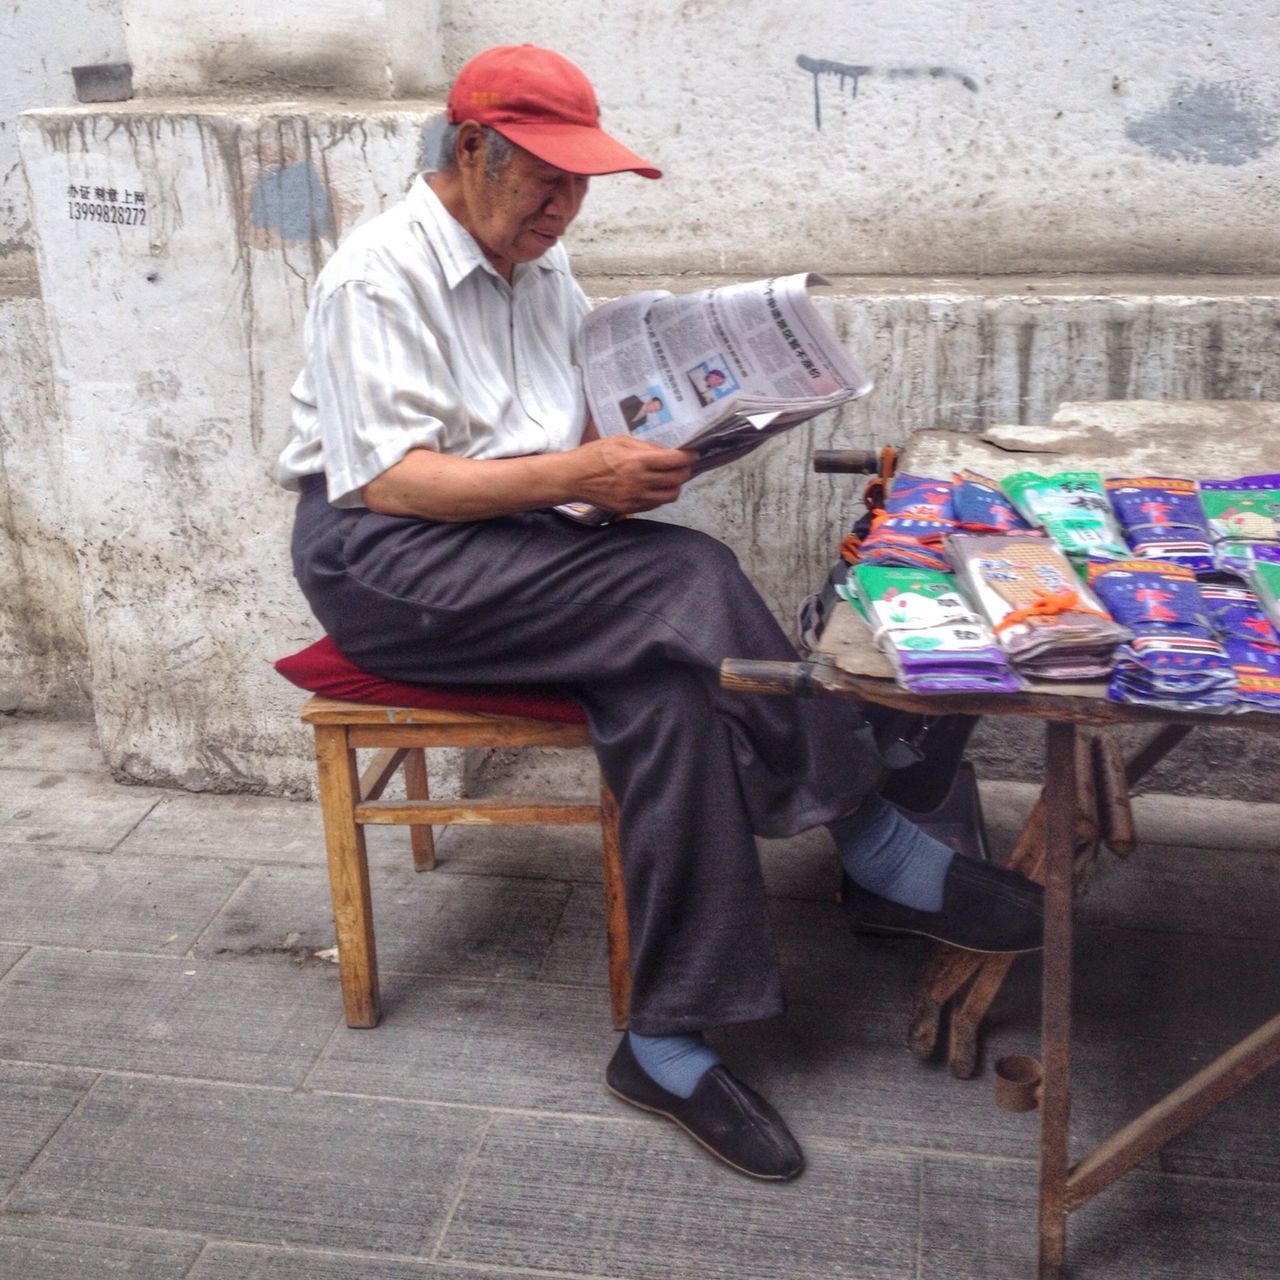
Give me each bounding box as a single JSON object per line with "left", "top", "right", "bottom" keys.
{"left": 462, "top": 138, "right": 589, "bottom": 279}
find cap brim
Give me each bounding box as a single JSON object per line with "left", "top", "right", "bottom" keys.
{"left": 494, "top": 121, "right": 662, "bottom": 179}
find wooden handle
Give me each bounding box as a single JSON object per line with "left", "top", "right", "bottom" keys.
{"left": 720, "top": 659, "right": 817, "bottom": 696}
{"left": 812, "top": 449, "right": 880, "bottom": 474}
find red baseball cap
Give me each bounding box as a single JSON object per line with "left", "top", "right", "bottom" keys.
{"left": 447, "top": 45, "right": 661, "bottom": 179}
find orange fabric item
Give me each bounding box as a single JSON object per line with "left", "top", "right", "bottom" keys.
{"left": 993, "top": 588, "right": 1111, "bottom": 634}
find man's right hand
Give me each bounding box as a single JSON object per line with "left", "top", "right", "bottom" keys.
{"left": 569, "top": 435, "right": 698, "bottom": 514}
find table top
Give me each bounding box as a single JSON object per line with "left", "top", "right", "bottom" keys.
{"left": 806, "top": 399, "right": 1280, "bottom": 732}
{"left": 901, "top": 399, "right": 1280, "bottom": 481}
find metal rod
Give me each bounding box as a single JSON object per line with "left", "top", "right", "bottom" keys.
{"left": 719, "top": 658, "right": 817, "bottom": 696}
{"left": 812, "top": 448, "right": 880, "bottom": 474}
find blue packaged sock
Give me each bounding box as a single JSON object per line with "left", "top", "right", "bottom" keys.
{"left": 628, "top": 1030, "right": 721, "bottom": 1099}
{"left": 829, "top": 793, "right": 953, "bottom": 911}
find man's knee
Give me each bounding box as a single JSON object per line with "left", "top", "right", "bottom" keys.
{"left": 631, "top": 521, "right": 744, "bottom": 586}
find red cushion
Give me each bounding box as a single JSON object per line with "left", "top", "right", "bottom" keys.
{"left": 275, "top": 636, "right": 587, "bottom": 725}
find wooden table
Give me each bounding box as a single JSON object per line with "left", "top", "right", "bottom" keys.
{"left": 721, "top": 402, "right": 1280, "bottom": 1277}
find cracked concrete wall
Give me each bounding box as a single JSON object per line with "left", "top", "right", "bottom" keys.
{"left": 0, "top": 1, "right": 125, "bottom": 717}
{"left": 453, "top": 0, "right": 1280, "bottom": 276}
{"left": 9, "top": 1, "right": 1280, "bottom": 798}
{"left": 13, "top": 99, "right": 1280, "bottom": 798}
{"left": 0, "top": 281, "right": 92, "bottom": 715}
{"left": 123, "top": 0, "right": 444, "bottom": 97}
{"left": 1, "top": 0, "right": 126, "bottom": 270}
{"left": 19, "top": 102, "right": 440, "bottom": 790}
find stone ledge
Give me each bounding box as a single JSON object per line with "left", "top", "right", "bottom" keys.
{"left": 578, "top": 272, "right": 1280, "bottom": 299}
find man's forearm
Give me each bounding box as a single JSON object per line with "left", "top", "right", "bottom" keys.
{"left": 362, "top": 437, "right": 698, "bottom": 521}
{"left": 362, "top": 447, "right": 584, "bottom": 521}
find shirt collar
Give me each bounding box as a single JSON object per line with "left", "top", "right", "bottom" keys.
{"left": 408, "top": 175, "right": 569, "bottom": 291}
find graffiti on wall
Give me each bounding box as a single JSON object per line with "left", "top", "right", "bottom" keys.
{"left": 796, "top": 55, "right": 978, "bottom": 129}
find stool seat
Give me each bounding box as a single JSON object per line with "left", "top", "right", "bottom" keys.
{"left": 299, "top": 692, "right": 630, "bottom": 1030}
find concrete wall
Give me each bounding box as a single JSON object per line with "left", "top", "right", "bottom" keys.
{"left": 7, "top": 0, "right": 1280, "bottom": 797}
{"left": 18, "top": 101, "right": 438, "bottom": 789}
{"left": 1, "top": 0, "right": 126, "bottom": 267}
{"left": 0, "top": 1, "right": 126, "bottom": 715}
{"left": 0, "top": 281, "right": 92, "bottom": 714}
{"left": 455, "top": 0, "right": 1280, "bottom": 276}
{"left": 123, "top": 0, "right": 444, "bottom": 97}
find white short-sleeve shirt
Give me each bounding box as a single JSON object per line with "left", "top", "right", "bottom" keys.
{"left": 277, "top": 176, "right": 592, "bottom": 508}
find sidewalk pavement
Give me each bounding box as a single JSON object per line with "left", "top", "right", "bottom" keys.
{"left": 1, "top": 716, "right": 1277, "bottom": 1280}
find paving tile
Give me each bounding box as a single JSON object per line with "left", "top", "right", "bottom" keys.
{"left": 757, "top": 827, "right": 842, "bottom": 901}
{"left": 310, "top": 978, "right": 616, "bottom": 1114}
{"left": 709, "top": 1001, "right": 1166, "bottom": 1161}
{"left": 771, "top": 896, "right": 920, "bottom": 1011}
{"left": 993, "top": 920, "right": 1280, "bottom": 1050}
{"left": 190, "top": 1241, "right": 545, "bottom": 1279}
{"left": 1075, "top": 841, "right": 1280, "bottom": 941}
{"left": 535, "top": 882, "right": 611, "bottom": 988}
{"left": 0, "top": 945, "right": 25, "bottom": 981}
{"left": 8, "top": 1075, "right": 488, "bottom": 1253}
{"left": 0, "top": 1215, "right": 201, "bottom": 1279}
{"left": 0, "top": 717, "right": 105, "bottom": 773}
{"left": 117, "top": 792, "right": 327, "bottom": 866}
{"left": 919, "top": 1154, "right": 1280, "bottom": 1278}
{"left": 537, "top": 883, "right": 916, "bottom": 1014}
{"left": 0, "top": 848, "right": 246, "bottom": 952}
{"left": 196, "top": 862, "right": 571, "bottom": 981}
{"left": 442, "top": 1113, "right": 919, "bottom": 1280}
{"left": 112, "top": 791, "right": 439, "bottom": 871}
{"left": 0, "top": 950, "right": 339, "bottom": 1085}
{"left": 428, "top": 823, "right": 606, "bottom": 884}
{"left": 1155, "top": 1042, "right": 1280, "bottom": 1183}
{"left": 0, "top": 770, "right": 165, "bottom": 852}
{"left": 0, "top": 1062, "right": 95, "bottom": 1195}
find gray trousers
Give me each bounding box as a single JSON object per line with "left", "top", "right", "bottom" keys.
{"left": 292, "top": 481, "right": 881, "bottom": 1034}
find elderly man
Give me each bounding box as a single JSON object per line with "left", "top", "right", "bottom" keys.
{"left": 278, "top": 44, "right": 1041, "bottom": 1182}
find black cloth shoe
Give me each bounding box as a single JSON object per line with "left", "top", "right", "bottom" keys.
{"left": 841, "top": 855, "right": 1044, "bottom": 954}
{"left": 605, "top": 1036, "right": 804, "bottom": 1181}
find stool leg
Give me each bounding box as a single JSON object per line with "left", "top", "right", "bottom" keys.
{"left": 599, "top": 780, "right": 631, "bottom": 1030}
{"left": 314, "top": 724, "right": 380, "bottom": 1028}
{"left": 403, "top": 748, "right": 436, "bottom": 871}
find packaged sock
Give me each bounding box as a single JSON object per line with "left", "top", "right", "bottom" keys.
{"left": 840, "top": 563, "right": 1022, "bottom": 693}
{"left": 947, "top": 534, "right": 1129, "bottom": 680}
{"left": 1088, "top": 561, "right": 1237, "bottom": 711}
{"left": 1002, "top": 470, "right": 1129, "bottom": 565}
{"left": 856, "top": 473, "right": 955, "bottom": 572}
{"left": 1199, "top": 581, "right": 1280, "bottom": 712}
{"left": 1104, "top": 476, "right": 1215, "bottom": 575}
{"left": 952, "top": 470, "right": 1035, "bottom": 534}
{"left": 1198, "top": 474, "right": 1280, "bottom": 577}
{"left": 1246, "top": 547, "right": 1280, "bottom": 632}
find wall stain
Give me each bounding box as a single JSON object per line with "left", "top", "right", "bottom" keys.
{"left": 796, "top": 55, "right": 978, "bottom": 129}
{"left": 1126, "top": 79, "right": 1277, "bottom": 165}
{"left": 249, "top": 160, "right": 333, "bottom": 241}
{"left": 419, "top": 117, "right": 448, "bottom": 173}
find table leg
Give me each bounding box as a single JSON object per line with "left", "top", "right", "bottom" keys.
{"left": 1038, "top": 721, "right": 1078, "bottom": 1278}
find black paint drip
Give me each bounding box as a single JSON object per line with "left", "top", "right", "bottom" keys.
{"left": 796, "top": 55, "right": 979, "bottom": 129}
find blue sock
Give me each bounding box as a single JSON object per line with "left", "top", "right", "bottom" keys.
{"left": 829, "top": 793, "right": 954, "bottom": 911}
{"left": 628, "top": 1030, "right": 721, "bottom": 1098}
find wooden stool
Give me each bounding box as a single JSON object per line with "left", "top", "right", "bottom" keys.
{"left": 301, "top": 694, "right": 631, "bottom": 1030}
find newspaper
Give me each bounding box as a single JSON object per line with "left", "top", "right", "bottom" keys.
{"left": 555, "top": 274, "right": 871, "bottom": 524}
